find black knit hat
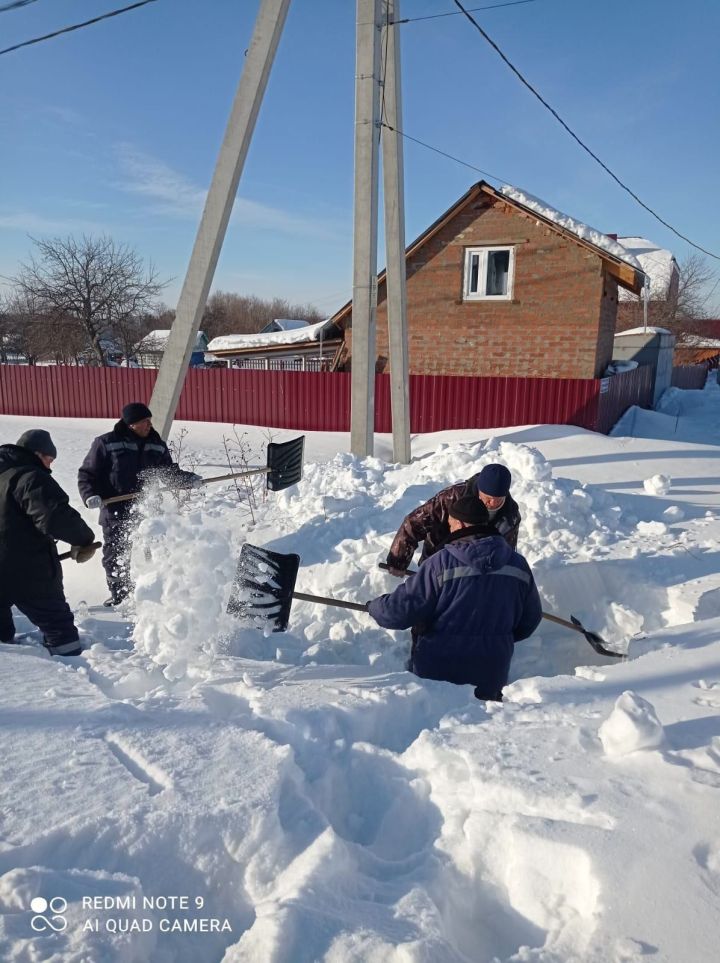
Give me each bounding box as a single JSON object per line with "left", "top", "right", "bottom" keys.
{"left": 476, "top": 464, "right": 511, "bottom": 498}
{"left": 122, "top": 402, "right": 152, "bottom": 425}
{"left": 449, "top": 496, "right": 490, "bottom": 526}
{"left": 16, "top": 429, "right": 57, "bottom": 458}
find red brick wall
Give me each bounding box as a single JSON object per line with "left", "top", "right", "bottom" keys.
{"left": 343, "top": 195, "right": 615, "bottom": 379}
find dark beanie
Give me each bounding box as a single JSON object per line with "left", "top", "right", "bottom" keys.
{"left": 476, "top": 464, "right": 511, "bottom": 498}
{"left": 16, "top": 429, "right": 57, "bottom": 458}
{"left": 122, "top": 402, "right": 152, "bottom": 425}
{"left": 449, "top": 496, "right": 490, "bottom": 526}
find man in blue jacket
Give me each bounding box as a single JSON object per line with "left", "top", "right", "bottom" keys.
{"left": 78, "top": 402, "right": 200, "bottom": 606}
{"left": 368, "top": 496, "right": 542, "bottom": 700}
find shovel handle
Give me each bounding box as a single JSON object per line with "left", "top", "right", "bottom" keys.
{"left": 378, "top": 563, "right": 618, "bottom": 653}
{"left": 102, "top": 467, "right": 271, "bottom": 505}
{"left": 292, "top": 591, "right": 368, "bottom": 613}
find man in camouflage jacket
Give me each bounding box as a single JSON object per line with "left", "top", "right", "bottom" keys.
{"left": 386, "top": 463, "right": 521, "bottom": 575}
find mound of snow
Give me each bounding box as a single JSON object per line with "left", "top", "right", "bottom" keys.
{"left": 598, "top": 691, "right": 665, "bottom": 756}
{"left": 643, "top": 474, "right": 672, "bottom": 495}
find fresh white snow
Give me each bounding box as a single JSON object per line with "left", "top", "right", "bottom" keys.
{"left": 500, "top": 185, "right": 644, "bottom": 272}
{"left": 616, "top": 237, "right": 677, "bottom": 301}
{"left": 1, "top": 375, "right": 720, "bottom": 961}
{"left": 207, "top": 318, "right": 333, "bottom": 353}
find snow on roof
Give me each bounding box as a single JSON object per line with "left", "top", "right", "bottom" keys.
{"left": 267, "top": 319, "right": 310, "bottom": 331}
{"left": 615, "top": 326, "right": 672, "bottom": 336}
{"left": 207, "top": 318, "right": 335, "bottom": 353}
{"left": 616, "top": 237, "right": 677, "bottom": 301}
{"left": 500, "top": 185, "right": 643, "bottom": 272}
{"left": 138, "top": 329, "right": 207, "bottom": 351}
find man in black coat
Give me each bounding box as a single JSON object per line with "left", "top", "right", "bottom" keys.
{"left": 0, "top": 430, "right": 97, "bottom": 656}
{"left": 78, "top": 402, "right": 201, "bottom": 606}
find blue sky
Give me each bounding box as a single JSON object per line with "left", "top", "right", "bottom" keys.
{"left": 1, "top": 0, "right": 718, "bottom": 315}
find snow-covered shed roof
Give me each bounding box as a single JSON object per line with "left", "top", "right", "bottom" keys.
{"left": 616, "top": 326, "right": 672, "bottom": 336}
{"left": 207, "top": 318, "right": 338, "bottom": 354}
{"left": 615, "top": 237, "right": 678, "bottom": 301}
{"left": 137, "top": 329, "right": 207, "bottom": 352}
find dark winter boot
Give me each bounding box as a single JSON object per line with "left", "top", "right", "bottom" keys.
{"left": 474, "top": 687, "right": 503, "bottom": 702}
{"left": 44, "top": 637, "right": 82, "bottom": 657}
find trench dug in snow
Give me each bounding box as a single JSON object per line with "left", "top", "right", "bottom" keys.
{"left": 126, "top": 438, "right": 695, "bottom": 684}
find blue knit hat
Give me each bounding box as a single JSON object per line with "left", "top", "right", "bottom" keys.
{"left": 476, "top": 464, "right": 511, "bottom": 498}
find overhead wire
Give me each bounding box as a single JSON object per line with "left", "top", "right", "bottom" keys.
{"left": 0, "top": 0, "right": 158, "bottom": 57}
{"left": 0, "top": 0, "right": 42, "bottom": 13}
{"left": 392, "top": 0, "right": 537, "bottom": 26}
{"left": 448, "top": 0, "right": 719, "bottom": 260}
{"left": 380, "top": 121, "right": 507, "bottom": 184}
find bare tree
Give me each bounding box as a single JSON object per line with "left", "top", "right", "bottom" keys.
{"left": 201, "top": 290, "right": 324, "bottom": 341}
{"left": 11, "top": 235, "right": 166, "bottom": 365}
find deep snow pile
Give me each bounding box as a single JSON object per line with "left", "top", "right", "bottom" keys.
{"left": 2, "top": 375, "right": 720, "bottom": 962}
{"left": 126, "top": 438, "right": 647, "bottom": 683}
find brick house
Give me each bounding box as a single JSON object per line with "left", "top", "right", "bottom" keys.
{"left": 330, "top": 182, "right": 645, "bottom": 379}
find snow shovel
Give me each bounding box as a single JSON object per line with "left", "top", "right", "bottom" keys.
{"left": 227, "top": 543, "right": 367, "bottom": 632}
{"left": 377, "top": 563, "right": 624, "bottom": 660}
{"left": 103, "top": 435, "right": 305, "bottom": 506}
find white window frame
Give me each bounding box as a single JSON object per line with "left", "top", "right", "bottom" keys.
{"left": 463, "top": 246, "right": 515, "bottom": 301}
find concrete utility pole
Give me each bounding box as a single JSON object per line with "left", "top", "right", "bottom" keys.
{"left": 150, "top": 0, "right": 292, "bottom": 439}
{"left": 350, "top": 0, "right": 383, "bottom": 457}
{"left": 381, "top": 0, "right": 411, "bottom": 464}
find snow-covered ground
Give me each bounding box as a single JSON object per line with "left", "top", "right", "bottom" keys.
{"left": 1, "top": 376, "right": 719, "bottom": 962}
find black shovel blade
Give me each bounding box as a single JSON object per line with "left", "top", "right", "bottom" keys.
{"left": 570, "top": 615, "right": 625, "bottom": 659}
{"left": 227, "top": 543, "right": 300, "bottom": 632}
{"left": 266, "top": 436, "right": 305, "bottom": 492}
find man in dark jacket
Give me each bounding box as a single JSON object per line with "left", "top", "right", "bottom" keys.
{"left": 78, "top": 402, "right": 200, "bottom": 606}
{"left": 385, "top": 463, "right": 521, "bottom": 575}
{"left": 369, "top": 496, "right": 541, "bottom": 700}
{"left": 0, "top": 430, "right": 97, "bottom": 657}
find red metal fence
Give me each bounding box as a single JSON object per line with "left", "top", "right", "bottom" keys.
{"left": 0, "top": 363, "right": 654, "bottom": 435}
{"left": 671, "top": 364, "right": 708, "bottom": 390}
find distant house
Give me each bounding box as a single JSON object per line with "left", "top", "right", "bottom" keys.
{"left": 329, "top": 181, "right": 645, "bottom": 379}
{"left": 260, "top": 319, "right": 310, "bottom": 334}
{"left": 206, "top": 319, "right": 342, "bottom": 371}
{"left": 615, "top": 237, "right": 680, "bottom": 330}
{"left": 135, "top": 329, "right": 209, "bottom": 368}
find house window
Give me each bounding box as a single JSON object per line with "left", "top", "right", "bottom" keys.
{"left": 463, "top": 246, "right": 514, "bottom": 300}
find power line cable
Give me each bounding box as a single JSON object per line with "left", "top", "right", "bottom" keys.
{"left": 0, "top": 0, "right": 158, "bottom": 57}
{"left": 0, "top": 0, "right": 41, "bottom": 13}
{"left": 380, "top": 120, "right": 507, "bottom": 183}
{"left": 450, "top": 0, "right": 720, "bottom": 260}
{"left": 392, "top": 0, "right": 537, "bottom": 26}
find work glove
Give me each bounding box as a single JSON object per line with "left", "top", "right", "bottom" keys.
{"left": 85, "top": 495, "right": 103, "bottom": 510}
{"left": 71, "top": 543, "right": 98, "bottom": 564}
{"left": 385, "top": 563, "right": 408, "bottom": 578}
{"left": 180, "top": 472, "right": 203, "bottom": 490}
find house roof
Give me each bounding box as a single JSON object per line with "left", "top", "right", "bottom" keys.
{"left": 207, "top": 318, "right": 338, "bottom": 355}
{"left": 138, "top": 329, "right": 207, "bottom": 352}
{"left": 262, "top": 319, "right": 311, "bottom": 332}
{"left": 615, "top": 237, "right": 677, "bottom": 301}
{"left": 329, "top": 181, "right": 646, "bottom": 325}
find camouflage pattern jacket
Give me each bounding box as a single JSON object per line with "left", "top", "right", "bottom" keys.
{"left": 386, "top": 475, "right": 521, "bottom": 571}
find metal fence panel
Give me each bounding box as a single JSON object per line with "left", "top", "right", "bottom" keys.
{"left": 0, "top": 363, "right": 655, "bottom": 436}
